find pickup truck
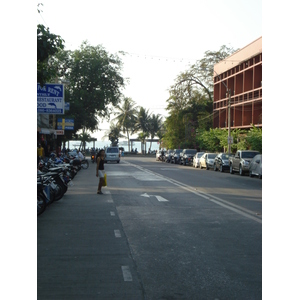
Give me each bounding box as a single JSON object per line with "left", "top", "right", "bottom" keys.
{"left": 229, "top": 150, "right": 260, "bottom": 176}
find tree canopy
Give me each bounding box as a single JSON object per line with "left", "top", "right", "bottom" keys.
{"left": 37, "top": 24, "right": 65, "bottom": 86}
{"left": 53, "top": 41, "right": 125, "bottom": 134}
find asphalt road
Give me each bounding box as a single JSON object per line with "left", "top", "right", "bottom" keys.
{"left": 37, "top": 156, "right": 262, "bottom": 300}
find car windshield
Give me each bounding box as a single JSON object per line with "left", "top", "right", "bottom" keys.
{"left": 186, "top": 150, "right": 197, "bottom": 154}
{"left": 242, "top": 152, "right": 259, "bottom": 159}
{"left": 221, "top": 154, "right": 231, "bottom": 159}
{"left": 197, "top": 153, "right": 204, "bottom": 157}
{"left": 175, "top": 150, "right": 181, "bottom": 154}
{"left": 107, "top": 148, "right": 119, "bottom": 153}
{"left": 208, "top": 154, "right": 217, "bottom": 159}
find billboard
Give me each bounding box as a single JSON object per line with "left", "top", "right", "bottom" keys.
{"left": 37, "top": 83, "right": 64, "bottom": 114}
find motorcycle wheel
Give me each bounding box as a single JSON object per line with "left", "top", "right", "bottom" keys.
{"left": 81, "top": 160, "right": 89, "bottom": 169}
{"left": 37, "top": 195, "right": 47, "bottom": 216}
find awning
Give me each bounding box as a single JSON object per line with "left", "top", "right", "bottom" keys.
{"left": 39, "top": 128, "right": 57, "bottom": 134}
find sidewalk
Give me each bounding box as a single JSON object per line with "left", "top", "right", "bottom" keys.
{"left": 37, "top": 161, "right": 144, "bottom": 299}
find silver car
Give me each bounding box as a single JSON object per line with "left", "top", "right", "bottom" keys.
{"left": 249, "top": 154, "right": 262, "bottom": 179}
{"left": 199, "top": 153, "right": 217, "bottom": 170}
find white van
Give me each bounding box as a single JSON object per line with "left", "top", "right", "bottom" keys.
{"left": 105, "top": 147, "right": 120, "bottom": 163}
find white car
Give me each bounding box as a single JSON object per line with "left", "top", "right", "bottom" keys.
{"left": 192, "top": 152, "right": 205, "bottom": 168}
{"left": 105, "top": 147, "right": 120, "bottom": 163}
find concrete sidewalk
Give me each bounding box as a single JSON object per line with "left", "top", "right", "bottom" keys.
{"left": 37, "top": 161, "right": 144, "bottom": 300}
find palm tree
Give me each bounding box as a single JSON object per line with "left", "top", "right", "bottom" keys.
{"left": 135, "top": 107, "right": 151, "bottom": 153}
{"left": 102, "top": 123, "right": 125, "bottom": 146}
{"left": 114, "top": 97, "right": 138, "bottom": 151}
{"left": 148, "top": 113, "right": 163, "bottom": 151}
{"left": 77, "top": 129, "right": 93, "bottom": 151}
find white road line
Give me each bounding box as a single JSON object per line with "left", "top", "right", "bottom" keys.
{"left": 121, "top": 266, "right": 133, "bottom": 281}
{"left": 114, "top": 230, "right": 121, "bottom": 238}
{"left": 110, "top": 211, "right": 115, "bottom": 216}
{"left": 124, "top": 161, "right": 262, "bottom": 224}
{"left": 155, "top": 195, "right": 169, "bottom": 202}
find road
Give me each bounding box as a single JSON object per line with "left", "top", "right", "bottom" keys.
{"left": 37, "top": 155, "right": 262, "bottom": 299}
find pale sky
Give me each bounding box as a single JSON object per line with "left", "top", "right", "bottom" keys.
{"left": 37, "top": 0, "right": 262, "bottom": 140}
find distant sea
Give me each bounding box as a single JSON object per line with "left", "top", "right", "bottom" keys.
{"left": 67, "top": 139, "right": 161, "bottom": 152}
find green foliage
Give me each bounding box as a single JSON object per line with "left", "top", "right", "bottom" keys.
{"left": 245, "top": 125, "right": 262, "bottom": 153}
{"left": 37, "top": 24, "right": 65, "bottom": 86}
{"left": 102, "top": 123, "right": 124, "bottom": 146}
{"left": 114, "top": 97, "right": 138, "bottom": 150}
{"left": 163, "top": 45, "right": 237, "bottom": 150}
{"left": 58, "top": 41, "right": 125, "bottom": 133}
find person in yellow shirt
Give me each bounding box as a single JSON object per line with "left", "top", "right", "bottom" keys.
{"left": 37, "top": 143, "right": 45, "bottom": 167}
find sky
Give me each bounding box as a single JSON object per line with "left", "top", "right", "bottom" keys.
{"left": 36, "top": 0, "right": 262, "bottom": 142}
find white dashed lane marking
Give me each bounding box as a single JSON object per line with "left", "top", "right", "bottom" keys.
{"left": 121, "top": 266, "right": 133, "bottom": 281}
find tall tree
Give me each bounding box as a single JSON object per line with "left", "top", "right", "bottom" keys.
{"left": 135, "top": 107, "right": 151, "bottom": 153}
{"left": 114, "top": 97, "right": 138, "bottom": 151}
{"left": 163, "top": 45, "right": 237, "bottom": 149}
{"left": 102, "top": 123, "right": 125, "bottom": 147}
{"left": 37, "top": 24, "right": 64, "bottom": 86}
{"left": 54, "top": 41, "right": 125, "bottom": 133}
{"left": 148, "top": 113, "right": 163, "bottom": 151}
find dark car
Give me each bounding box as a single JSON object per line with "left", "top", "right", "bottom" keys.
{"left": 214, "top": 153, "right": 234, "bottom": 172}
{"left": 249, "top": 154, "right": 262, "bottom": 179}
{"left": 171, "top": 149, "right": 182, "bottom": 164}
{"left": 180, "top": 149, "right": 197, "bottom": 166}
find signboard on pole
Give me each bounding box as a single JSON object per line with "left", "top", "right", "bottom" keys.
{"left": 228, "top": 136, "right": 233, "bottom": 144}
{"left": 57, "top": 118, "right": 74, "bottom": 130}
{"left": 37, "top": 83, "right": 64, "bottom": 114}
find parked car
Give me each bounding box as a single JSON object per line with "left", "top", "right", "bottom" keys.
{"left": 192, "top": 152, "right": 205, "bottom": 168}
{"left": 249, "top": 154, "right": 262, "bottom": 179}
{"left": 199, "top": 153, "right": 217, "bottom": 170}
{"left": 214, "top": 153, "right": 233, "bottom": 172}
{"left": 229, "top": 150, "right": 260, "bottom": 175}
{"left": 105, "top": 147, "right": 120, "bottom": 163}
{"left": 171, "top": 149, "right": 182, "bottom": 164}
{"left": 180, "top": 149, "right": 197, "bottom": 166}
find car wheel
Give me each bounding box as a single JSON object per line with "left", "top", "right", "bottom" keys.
{"left": 220, "top": 165, "right": 223, "bottom": 172}
{"left": 230, "top": 164, "right": 233, "bottom": 174}
{"left": 239, "top": 165, "right": 244, "bottom": 176}
{"left": 206, "top": 164, "right": 209, "bottom": 170}
{"left": 214, "top": 164, "right": 217, "bottom": 171}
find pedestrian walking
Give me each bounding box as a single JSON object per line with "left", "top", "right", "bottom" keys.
{"left": 96, "top": 149, "right": 105, "bottom": 194}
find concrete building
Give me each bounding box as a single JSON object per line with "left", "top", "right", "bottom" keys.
{"left": 213, "top": 37, "right": 262, "bottom": 130}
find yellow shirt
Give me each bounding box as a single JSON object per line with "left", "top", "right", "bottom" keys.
{"left": 37, "top": 147, "right": 44, "bottom": 157}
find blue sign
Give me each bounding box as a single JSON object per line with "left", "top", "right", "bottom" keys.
{"left": 65, "top": 102, "right": 70, "bottom": 111}
{"left": 37, "top": 83, "right": 64, "bottom": 114}
{"left": 57, "top": 118, "right": 74, "bottom": 130}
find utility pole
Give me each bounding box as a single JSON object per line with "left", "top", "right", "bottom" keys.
{"left": 214, "top": 70, "right": 232, "bottom": 154}
{"left": 228, "top": 89, "right": 231, "bottom": 154}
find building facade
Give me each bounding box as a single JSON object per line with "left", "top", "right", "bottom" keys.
{"left": 213, "top": 37, "right": 262, "bottom": 130}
